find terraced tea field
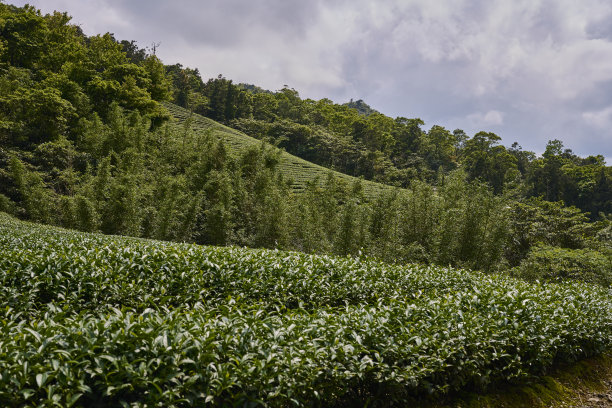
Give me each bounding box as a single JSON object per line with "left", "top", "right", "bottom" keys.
{"left": 164, "top": 102, "right": 393, "bottom": 198}
{"left": 1, "top": 213, "right": 611, "bottom": 406}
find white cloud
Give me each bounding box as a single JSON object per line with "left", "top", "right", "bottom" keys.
{"left": 582, "top": 106, "right": 612, "bottom": 128}
{"left": 467, "top": 110, "right": 505, "bottom": 127}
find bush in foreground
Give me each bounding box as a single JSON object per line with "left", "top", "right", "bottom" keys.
{"left": 0, "top": 213, "right": 610, "bottom": 407}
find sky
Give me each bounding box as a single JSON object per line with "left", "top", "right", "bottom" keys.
{"left": 10, "top": 0, "right": 612, "bottom": 162}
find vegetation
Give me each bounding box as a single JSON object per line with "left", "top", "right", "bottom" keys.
{"left": 164, "top": 102, "right": 390, "bottom": 199}
{"left": 0, "top": 2, "right": 609, "bottom": 275}
{"left": 168, "top": 73, "right": 611, "bottom": 221}
{"left": 433, "top": 352, "right": 612, "bottom": 407}
{"left": 0, "top": 2, "right": 611, "bottom": 405}
{"left": 0, "top": 2, "right": 610, "bottom": 284}
{"left": 512, "top": 245, "right": 612, "bottom": 287}
{"left": 0, "top": 213, "right": 610, "bottom": 406}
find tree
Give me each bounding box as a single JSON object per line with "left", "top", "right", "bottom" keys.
{"left": 367, "top": 189, "right": 400, "bottom": 260}
{"left": 422, "top": 125, "right": 457, "bottom": 172}
{"left": 505, "top": 197, "right": 597, "bottom": 266}
{"left": 461, "top": 131, "right": 518, "bottom": 194}
{"left": 9, "top": 156, "right": 55, "bottom": 223}
{"left": 0, "top": 4, "right": 47, "bottom": 68}
{"left": 119, "top": 40, "right": 147, "bottom": 64}
{"left": 0, "top": 86, "right": 76, "bottom": 145}
{"left": 392, "top": 117, "right": 424, "bottom": 161}
{"left": 142, "top": 55, "right": 172, "bottom": 101}
{"left": 196, "top": 170, "right": 234, "bottom": 246}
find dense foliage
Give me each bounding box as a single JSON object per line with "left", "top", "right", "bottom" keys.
{"left": 0, "top": 3, "right": 610, "bottom": 282}
{"left": 168, "top": 72, "right": 612, "bottom": 219}
{"left": 0, "top": 104, "right": 513, "bottom": 272}
{"left": 512, "top": 245, "right": 612, "bottom": 287}
{"left": 0, "top": 4, "right": 169, "bottom": 141}
{"left": 0, "top": 4, "right": 610, "bottom": 406}
{"left": 1, "top": 213, "right": 611, "bottom": 407}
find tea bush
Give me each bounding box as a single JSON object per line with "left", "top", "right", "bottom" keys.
{"left": 0, "top": 213, "right": 610, "bottom": 407}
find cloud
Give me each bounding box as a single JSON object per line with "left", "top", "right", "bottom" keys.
{"left": 8, "top": 0, "right": 612, "bottom": 159}
{"left": 583, "top": 106, "right": 612, "bottom": 128}
{"left": 467, "top": 110, "right": 505, "bottom": 127}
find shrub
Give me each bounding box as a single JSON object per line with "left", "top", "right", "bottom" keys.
{"left": 513, "top": 245, "right": 612, "bottom": 287}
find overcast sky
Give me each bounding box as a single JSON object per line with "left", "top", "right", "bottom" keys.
{"left": 10, "top": 0, "right": 612, "bottom": 162}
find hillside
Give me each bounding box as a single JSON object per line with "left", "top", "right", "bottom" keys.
{"left": 1, "top": 213, "right": 611, "bottom": 407}
{"left": 165, "top": 102, "right": 393, "bottom": 198}
{"left": 0, "top": 3, "right": 611, "bottom": 407}
{"left": 0, "top": 2, "right": 609, "bottom": 277}
{"left": 172, "top": 74, "right": 611, "bottom": 218}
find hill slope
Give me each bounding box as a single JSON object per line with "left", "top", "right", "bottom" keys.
{"left": 165, "top": 102, "right": 394, "bottom": 198}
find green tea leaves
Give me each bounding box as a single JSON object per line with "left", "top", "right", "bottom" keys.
{"left": 0, "top": 213, "right": 610, "bottom": 406}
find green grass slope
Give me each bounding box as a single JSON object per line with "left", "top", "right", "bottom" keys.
{"left": 165, "top": 102, "right": 393, "bottom": 198}
{"left": 1, "top": 213, "right": 611, "bottom": 407}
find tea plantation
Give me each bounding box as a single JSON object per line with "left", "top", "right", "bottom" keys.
{"left": 0, "top": 212, "right": 610, "bottom": 407}
{"left": 165, "top": 102, "right": 393, "bottom": 199}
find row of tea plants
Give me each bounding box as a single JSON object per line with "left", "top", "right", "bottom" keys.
{"left": 0, "top": 213, "right": 610, "bottom": 407}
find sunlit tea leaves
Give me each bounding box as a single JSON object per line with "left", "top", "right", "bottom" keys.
{"left": 0, "top": 213, "right": 610, "bottom": 406}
